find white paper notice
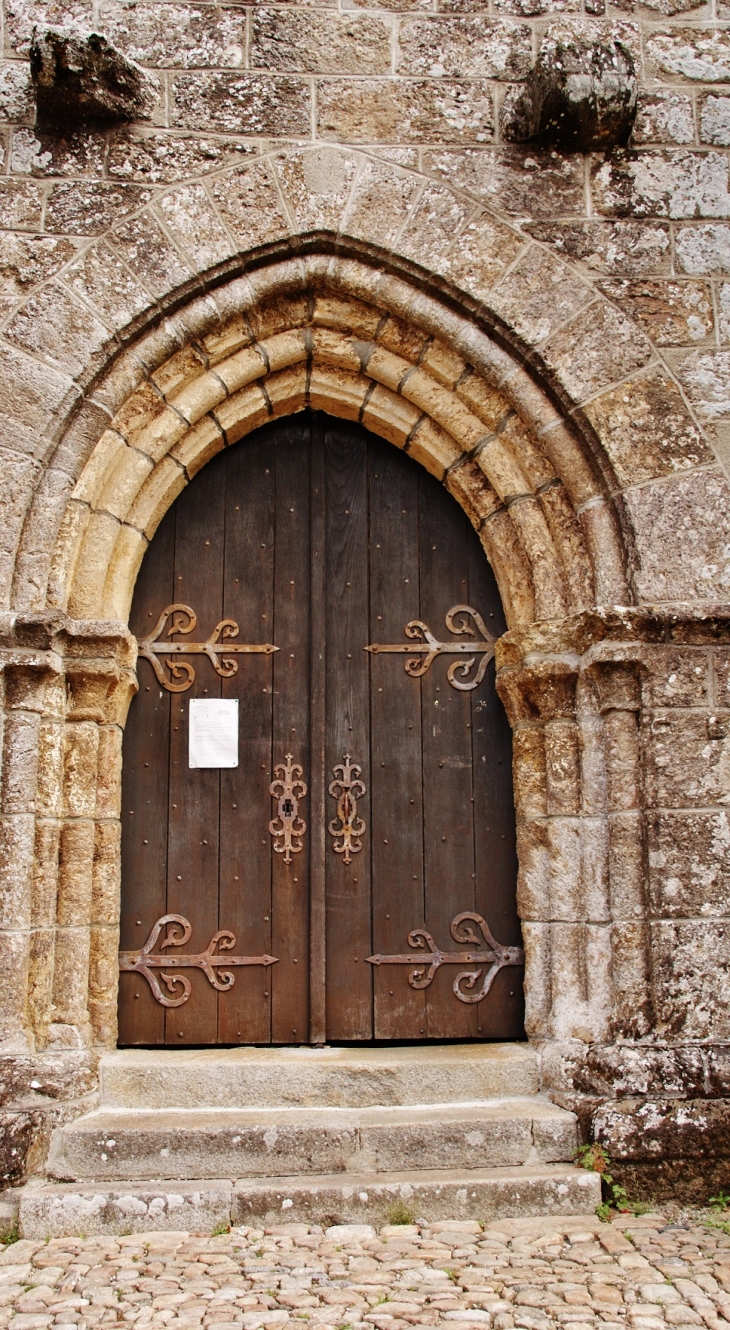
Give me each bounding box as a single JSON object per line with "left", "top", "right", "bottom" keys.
{"left": 189, "top": 698, "right": 239, "bottom": 768}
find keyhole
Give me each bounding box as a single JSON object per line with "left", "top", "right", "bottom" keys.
{"left": 283, "top": 798, "right": 293, "bottom": 817}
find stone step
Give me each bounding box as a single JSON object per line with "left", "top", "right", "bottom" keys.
{"left": 19, "top": 1165, "right": 600, "bottom": 1238}
{"left": 49, "top": 1098, "right": 577, "bottom": 1182}
{"left": 100, "top": 1043, "right": 538, "bottom": 1109}
{"left": 233, "top": 1163, "right": 601, "bottom": 1228}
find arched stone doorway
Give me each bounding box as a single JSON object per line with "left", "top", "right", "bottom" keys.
{"left": 23, "top": 252, "right": 632, "bottom": 1063}
{"left": 1, "top": 229, "right": 727, "bottom": 1198}
{"left": 0, "top": 252, "right": 644, "bottom": 1065}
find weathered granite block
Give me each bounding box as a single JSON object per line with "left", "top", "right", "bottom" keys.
{"left": 503, "top": 27, "right": 637, "bottom": 150}
{"left": 20, "top": 1181, "right": 233, "bottom": 1237}
{"left": 30, "top": 26, "right": 159, "bottom": 125}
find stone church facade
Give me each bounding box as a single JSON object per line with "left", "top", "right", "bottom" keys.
{"left": 0, "top": 0, "right": 729, "bottom": 1217}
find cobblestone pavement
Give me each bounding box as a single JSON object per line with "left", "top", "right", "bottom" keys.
{"left": 0, "top": 1213, "right": 728, "bottom": 1330}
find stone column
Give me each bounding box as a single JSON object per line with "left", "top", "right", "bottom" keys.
{"left": 54, "top": 623, "right": 137, "bottom": 1051}
{"left": 495, "top": 612, "right": 673, "bottom": 1058}
{"left": 0, "top": 616, "right": 66, "bottom": 1053}
{"left": 498, "top": 644, "right": 614, "bottom": 1047}
{"left": 0, "top": 615, "right": 135, "bottom": 1056}
{"left": 583, "top": 653, "right": 652, "bottom": 1040}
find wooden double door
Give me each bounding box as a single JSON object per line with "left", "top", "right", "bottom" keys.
{"left": 119, "top": 413, "right": 523, "bottom": 1046}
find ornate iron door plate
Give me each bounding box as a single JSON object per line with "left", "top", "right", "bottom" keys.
{"left": 269, "top": 754, "right": 307, "bottom": 864}
{"left": 328, "top": 754, "right": 366, "bottom": 863}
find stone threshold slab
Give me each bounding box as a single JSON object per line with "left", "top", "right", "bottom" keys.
{"left": 101, "top": 1043, "right": 539, "bottom": 1109}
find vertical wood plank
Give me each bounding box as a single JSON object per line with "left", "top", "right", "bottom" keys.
{"left": 219, "top": 435, "right": 276, "bottom": 1044}
{"left": 369, "top": 438, "right": 426, "bottom": 1040}
{"left": 165, "top": 458, "right": 225, "bottom": 1045}
{"left": 418, "top": 477, "right": 477, "bottom": 1040}
{"left": 323, "top": 419, "right": 372, "bottom": 1042}
{"left": 118, "top": 506, "right": 175, "bottom": 1045}
{"left": 309, "top": 415, "right": 327, "bottom": 1045}
{"left": 271, "top": 418, "right": 312, "bottom": 1044}
{"left": 468, "top": 533, "right": 525, "bottom": 1038}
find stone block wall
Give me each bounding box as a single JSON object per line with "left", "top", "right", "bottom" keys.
{"left": 0, "top": 0, "right": 726, "bottom": 1200}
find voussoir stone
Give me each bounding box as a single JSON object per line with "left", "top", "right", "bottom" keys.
{"left": 30, "top": 25, "right": 160, "bottom": 125}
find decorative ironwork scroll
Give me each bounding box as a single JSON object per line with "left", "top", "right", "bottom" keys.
{"left": 137, "top": 603, "right": 278, "bottom": 693}
{"left": 269, "top": 754, "right": 307, "bottom": 864}
{"left": 367, "top": 912, "right": 524, "bottom": 1004}
{"left": 328, "top": 754, "right": 366, "bottom": 864}
{"left": 119, "top": 914, "right": 278, "bottom": 1008}
{"left": 365, "top": 604, "right": 496, "bottom": 692}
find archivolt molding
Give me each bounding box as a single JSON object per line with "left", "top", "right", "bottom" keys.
{"left": 7, "top": 142, "right": 721, "bottom": 625}
{"left": 35, "top": 254, "right": 629, "bottom": 633}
